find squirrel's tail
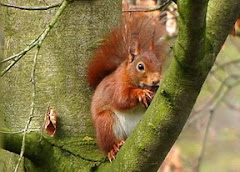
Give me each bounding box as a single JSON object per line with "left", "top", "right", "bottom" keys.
{"left": 87, "top": 13, "right": 167, "bottom": 88}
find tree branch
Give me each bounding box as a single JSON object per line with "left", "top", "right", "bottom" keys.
{"left": 1, "top": 131, "right": 50, "bottom": 161}
{"left": 206, "top": 0, "right": 240, "bottom": 58}
{"left": 122, "top": 0, "right": 172, "bottom": 12}
{"left": 195, "top": 110, "right": 214, "bottom": 172}
{"left": 195, "top": 78, "right": 240, "bottom": 171}
{"left": 0, "top": 0, "right": 68, "bottom": 77}
{"left": 210, "top": 59, "right": 240, "bottom": 74}
{"left": 14, "top": 44, "right": 40, "bottom": 172}
{"left": 0, "top": 2, "right": 61, "bottom": 11}
{"left": 0, "top": 131, "right": 101, "bottom": 170}
{"left": 191, "top": 74, "right": 240, "bottom": 115}
{"left": 98, "top": 0, "right": 240, "bottom": 171}
{"left": 98, "top": 0, "right": 209, "bottom": 171}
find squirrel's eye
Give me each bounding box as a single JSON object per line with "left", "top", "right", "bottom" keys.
{"left": 137, "top": 63, "right": 145, "bottom": 71}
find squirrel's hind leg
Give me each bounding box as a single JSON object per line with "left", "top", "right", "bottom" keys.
{"left": 94, "top": 110, "right": 125, "bottom": 161}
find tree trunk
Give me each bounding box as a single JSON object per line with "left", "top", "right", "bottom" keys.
{"left": 0, "top": 0, "right": 121, "bottom": 171}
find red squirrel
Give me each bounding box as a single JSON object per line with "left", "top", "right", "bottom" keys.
{"left": 87, "top": 14, "right": 167, "bottom": 161}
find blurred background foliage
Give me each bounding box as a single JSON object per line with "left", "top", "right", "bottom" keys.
{"left": 178, "top": 36, "right": 240, "bottom": 172}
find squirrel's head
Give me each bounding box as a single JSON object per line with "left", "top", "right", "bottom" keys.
{"left": 127, "top": 41, "right": 162, "bottom": 89}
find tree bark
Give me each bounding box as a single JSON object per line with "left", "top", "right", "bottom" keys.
{"left": 0, "top": 0, "right": 121, "bottom": 171}
{"left": 97, "top": 0, "right": 240, "bottom": 171}
{"left": 0, "top": 0, "right": 240, "bottom": 172}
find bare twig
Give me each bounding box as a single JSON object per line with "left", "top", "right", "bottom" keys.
{"left": 187, "top": 74, "right": 240, "bottom": 126}
{"left": 0, "top": 0, "right": 69, "bottom": 77}
{"left": 0, "top": 37, "right": 40, "bottom": 75}
{"left": 195, "top": 110, "right": 214, "bottom": 172}
{"left": 0, "top": 2, "right": 61, "bottom": 10}
{"left": 210, "top": 58, "right": 240, "bottom": 75}
{"left": 14, "top": 45, "right": 40, "bottom": 172}
{"left": 0, "top": 39, "right": 36, "bottom": 64}
{"left": 195, "top": 79, "right": 240, "bottom": 171}
{"left": 222, "top": 99, "right": 240, "bottom": 111}
{"left": 12, "top": 1, "right": 70, "bottom": 171}
{"left": 0, "top": 128, "right": 41, "bottom": 134}
{"left": 122, "top": 0, "right": 171, "bottom": 12}
{"left": 0, "top": 130, "right": 25, "bottom": 134}
{"left": 192, "top": 74, "right": 240, "bottom": 114}
{"left": 14, "top": 116, "right": 33, "bottom": 172}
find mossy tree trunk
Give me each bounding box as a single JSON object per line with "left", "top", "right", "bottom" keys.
{"left": 0, "top": 0, "right": 121, "bottom": 171}
{"left": 0, "top": 0, "right": 240, "bottom": 172}
{"left": 102, "top": 1, "right": 240, "bottom": 171}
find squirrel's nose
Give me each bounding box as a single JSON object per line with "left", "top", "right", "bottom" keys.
{"left": 152, "top": 80, "right": 160, "bottom": 86}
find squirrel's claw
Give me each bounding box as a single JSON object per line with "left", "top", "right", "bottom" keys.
{"left": 138, "top": 96, "right": 142, "bottom": 103}
{"left": 117, "top": 140, "right": 125, "bottom": 147}
{"left": 108, "top": 150, "right": 116, "bottom": 162}
{"left": 137, "top": 89, "right": 153, "bottom": 107}
{"left": 145, "top": 90, "right": 152, "bottom": 99}
{"left": 108, "top": 140, "right": 125, "bottom": 162}
{"left": 143, "top": 97, "right": 149, "bottom": 107}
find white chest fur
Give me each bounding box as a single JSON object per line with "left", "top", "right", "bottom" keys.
{"left": 113, "top": 105, "right": 146, "bottom": 140}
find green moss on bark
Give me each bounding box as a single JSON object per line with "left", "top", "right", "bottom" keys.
{"left": 0, "top": 0, "right": 121, "bottom": 171}
{"left": 97, "top": 0, "right": 240, "bottom": 171}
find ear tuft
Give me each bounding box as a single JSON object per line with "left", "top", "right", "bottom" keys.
{"left": 149, "top": 40, "right": 155, "bottom": 51}
{"left": 128, "top": 41, "right": 140, "bottom": 63}
{"left": 150, "top": 28, "right": 156, "bottom": 51}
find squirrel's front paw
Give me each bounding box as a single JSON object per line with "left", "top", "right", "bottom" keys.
{"left": 137, "top": 89, "right": 153, "bottom": 107}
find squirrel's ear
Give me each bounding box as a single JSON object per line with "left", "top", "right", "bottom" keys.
{"left": 149, "top": 40, "right": 155, "bottom": 51}
{"left": 128, "top": 41, "right": 140, "bottom": 63}
{"left": 150, "top": 28, "right": 156, "bottom": 50}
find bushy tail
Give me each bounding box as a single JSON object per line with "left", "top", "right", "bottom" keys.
{"left": 87, "top": 13, "right": 167, "bottom": 88}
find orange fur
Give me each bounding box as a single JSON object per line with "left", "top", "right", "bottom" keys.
{"left": 87, "top": 13, "right": 166, "bottom": 88}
